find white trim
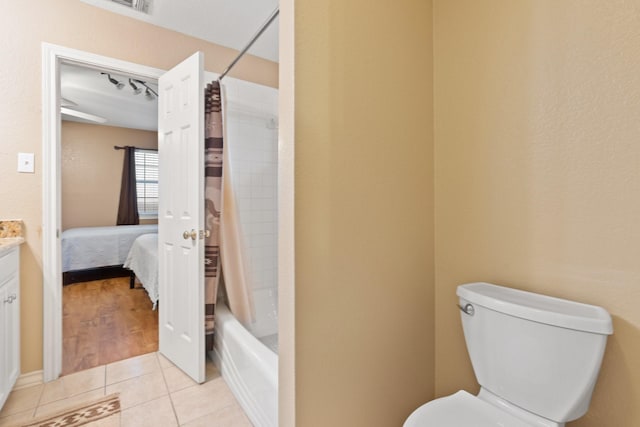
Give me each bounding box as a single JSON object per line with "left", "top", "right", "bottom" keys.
{"left": 41, "top": 43, "right": 164, "bottom": 382}
{"left": 278, "top": 0, "right": 295, "bottom": 424}
{"left": 42, "top": 43, "right": 62, "bottom": 383}
{"left": 13, "top": 371, "right": 44, "bottom": 391}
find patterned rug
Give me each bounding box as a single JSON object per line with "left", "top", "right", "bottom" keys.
{"left": 22, "top": 393, "right": 120, "bottom": 427}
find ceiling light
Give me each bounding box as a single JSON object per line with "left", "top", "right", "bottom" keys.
{"left": 128, "top": 79, "right": 143, "bottom": 94}
{"left": 99, "top": 73, "right": 158, "bottom": 100}
{"left": 132, "top": 79, "right": 158, "bottom": 101}
{"left": 101, "top": 72, "right": 124, "bottom": 89}
{"left": 145, "top": 87, "right": 156, "bottom": 101}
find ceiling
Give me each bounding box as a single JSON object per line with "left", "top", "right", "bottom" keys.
{"left": 61, "top": 64, "right": 159, "bottom": 130}
{"left": 62, "top": 0, "right": 279, "bottom": 131}
{"left": 80, "top": 0, "right": 279, "bottom": 62}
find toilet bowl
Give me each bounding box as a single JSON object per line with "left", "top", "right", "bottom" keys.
{"left": 405, "top": 282, "right": 613, "bottom": 427}
{"left": 404, "top": 390, "right": 537, "bottom": 427}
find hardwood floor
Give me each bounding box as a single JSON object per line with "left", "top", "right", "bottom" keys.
{"left": 62, "top": 277, "right": 158, "bottom": 376}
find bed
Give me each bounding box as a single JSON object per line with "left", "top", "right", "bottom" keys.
{"left": 123, "top": 233, "right": 159, "bottom": 309}
{"left": 61, "top": 224, "right": 158, "bottom": 284}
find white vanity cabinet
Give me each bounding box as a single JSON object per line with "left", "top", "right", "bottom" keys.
{"left": 0, "top": 246, "right": 20, "bottom": 410}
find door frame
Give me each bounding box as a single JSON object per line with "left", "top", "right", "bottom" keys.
{"left": 41, "top": 43, "right": 164, "bottom": 382}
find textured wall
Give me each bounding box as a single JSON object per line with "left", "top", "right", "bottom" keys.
{"left": 434, "top": 1, "right": 640, "bottom": 425}
{"left": 0, "top": 1, "right": 277, "bottom": 373}
{"left": 61, "top": 122, "right": 157, "bottom": 230}
{"left": 293, "top": 0, "right": 434, "bottom": 425}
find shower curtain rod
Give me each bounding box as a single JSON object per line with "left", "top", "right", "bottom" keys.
{"left": 218, "top": 7, "right": 279, "bottom": 81}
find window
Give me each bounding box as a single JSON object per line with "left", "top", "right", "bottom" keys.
{"left": 135, "top": 149, "right": 158, "bottom": 217}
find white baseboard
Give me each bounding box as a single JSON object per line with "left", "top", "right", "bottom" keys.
{"left": 13, "top": 370, "right": 44, "bottom": 390}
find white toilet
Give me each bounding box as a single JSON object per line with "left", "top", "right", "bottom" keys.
{"left": 405, "top": 282, "right": 613, "bottom": 427}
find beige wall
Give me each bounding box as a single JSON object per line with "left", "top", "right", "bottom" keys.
{"left": 292, "top": 0, "right": 434, "bottom": 425}
{"left": 0, "top": 1, "right": 277, "bottom": 373}
{"left": 61, "top": 122, "right": 157, "bottom": 230}
{"left": 6, "top": 0, "right": 635, "bottom": 424}
{"left": 434, "top": 1, "right": 640, "bottom": 425}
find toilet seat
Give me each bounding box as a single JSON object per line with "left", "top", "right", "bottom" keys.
{"left": 404, "top": 390, "right": 535, "bottom": 427}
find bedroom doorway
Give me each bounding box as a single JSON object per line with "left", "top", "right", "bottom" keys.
{"left": 43, "top": 44, "right": 209, "bottom": 384}
{"left": 58, "top": 61, "right": 160, "bottom": 375}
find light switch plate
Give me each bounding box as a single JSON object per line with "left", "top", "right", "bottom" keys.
{"left": 18, "top": 153, "right": 35, "bottom": 173}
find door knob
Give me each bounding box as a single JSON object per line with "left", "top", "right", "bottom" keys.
{"left": 183, "top": 229, "right": 197, "bottom": 240}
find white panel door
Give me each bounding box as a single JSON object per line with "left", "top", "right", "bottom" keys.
{"left": 158, "top": 52, "right": 205, "bottom": 383}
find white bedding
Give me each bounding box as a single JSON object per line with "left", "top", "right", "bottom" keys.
{"left": 124, "top": 233, "right": 159, "bottom": 308}
{"left": 61, "top": 224, "right": 158, "bottom": 272}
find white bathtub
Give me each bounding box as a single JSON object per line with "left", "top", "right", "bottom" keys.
{"left": 211, "top": 302, "right": 278, "bottom": 427}
{"left": 214, "top": 77, "right": 278, "bottom": 426}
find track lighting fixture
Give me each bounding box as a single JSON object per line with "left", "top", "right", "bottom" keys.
{"left": 133, "top": 79, "right": 158, "bottom": 101}
{"left": 128, "top": 78, "right": 143, "bottom": 94}
{"left": 100, "top": 73, "right": 158, "bottom": 100}
{"left": 101, "top": 72, "right": 124, "bottom": 89}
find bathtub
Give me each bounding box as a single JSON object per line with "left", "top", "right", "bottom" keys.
{"left": 211, "top": 301, "right": 278, "bottom": 427}
{"left": 213, "top": 77, "right": 278, "bottom": 426}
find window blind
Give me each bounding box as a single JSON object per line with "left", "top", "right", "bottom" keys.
{"left": 134, "top": 149, "right": 158, "bottom": 215}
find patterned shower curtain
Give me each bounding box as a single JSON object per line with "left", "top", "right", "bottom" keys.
{"left": 204, "top": 81, "right": 224, "bottom": 351}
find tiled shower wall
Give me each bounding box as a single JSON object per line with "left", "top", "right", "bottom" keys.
{"left": 224, "top": 80, "right": 278, "bottom": 336}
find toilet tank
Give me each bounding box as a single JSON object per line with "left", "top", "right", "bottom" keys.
{"left": 457, "top": 282, "right": 613, "bottom": 423}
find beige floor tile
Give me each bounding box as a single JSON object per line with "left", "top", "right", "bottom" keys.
{"left": 34, "top": 388, "right": 105, "bottom": 418}
{"left": 0, "top": 408, "right": 35, "bottom": 427}
{"left": 0, "top": 385, "right": 43, "bottom": 417}
{"left": 106, "top": 352, "right": 160, "bottom": 385}
{"left": 160, "top": 355, "right": 218, "bottom": 391}
{"left": 40, "top": 365, "right": 106, "bottom": 405}
{"left": 157, "top": 353, "right": 175, "bottom": 369}
{"left": 3, "top": 354, "right": 247, "bottom": 427}
{"left": 181, "top": 402, "right": 253, "bottom": 427}
{"left": 106, "top": 371, "right": 167, "bottom": 410}
{"left": 205, "top": 358, "right": 221, "bottom": 382}
{"left": 121, "top": 395, "right": 177, "bottom": 427}
{"left": 162, "top": 366, "right": 198, "bottom": 393}
{"left": 170, "top": 377, "right": 237, "bottom": 425}
{"left": 85, "top": 413, "right": 121, "bottom": 427}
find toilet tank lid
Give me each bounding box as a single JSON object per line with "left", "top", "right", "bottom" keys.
{"left": 457, "top": 282, "right": 613, "bottom": 335}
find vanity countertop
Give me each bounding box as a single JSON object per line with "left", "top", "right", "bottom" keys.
{"left": 0, "top": 220, "right": 25, "bottom": 255}
{"left": 0, "top": 237, "right": 24, "bottom": 255}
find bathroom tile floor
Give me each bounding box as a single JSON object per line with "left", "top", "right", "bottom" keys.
{"left": 0, "top": 352, "right": 252, "bottom": 427}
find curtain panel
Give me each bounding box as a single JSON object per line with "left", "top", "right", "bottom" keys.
{"left": 116, "top": 146, "right": 140, "bottom": 225}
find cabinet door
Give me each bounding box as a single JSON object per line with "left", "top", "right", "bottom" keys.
{"left": 0, "top": 281, "right": 9, "bottom": 408}
{"left": 5, "top": 274, "right": 19, "bottom": 390}
{"left": 0, "top": 248, "right": 19, "bottom": 410}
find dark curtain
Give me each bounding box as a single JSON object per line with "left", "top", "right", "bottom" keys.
{"left": 116, "top": 146, "right": 140, "bottom": 225}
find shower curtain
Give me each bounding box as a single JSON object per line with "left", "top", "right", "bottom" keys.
{"left": 204, "top": 82, "right": 224, "bottom": 350}
{"left": 204, "top": 81, "right": 255, "bottom": 350}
